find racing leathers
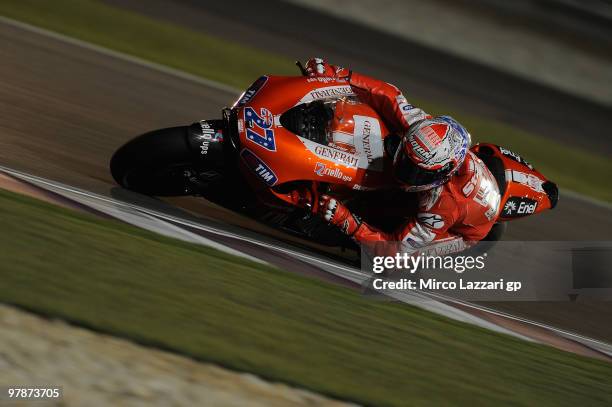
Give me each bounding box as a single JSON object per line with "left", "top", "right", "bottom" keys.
{"left": 320, "top": 153, "right": 500, "bottom": 254}
{"left": 306, "top": 58, "right": 501, "bottom": 254}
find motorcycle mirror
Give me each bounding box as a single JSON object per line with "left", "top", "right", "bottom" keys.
{"left": 295, "top": 61, "right": 308, "bottom": 76}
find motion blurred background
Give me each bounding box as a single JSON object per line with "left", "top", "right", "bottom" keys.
{"left": 0, "top": 1, "right": 611, "bottom": 406}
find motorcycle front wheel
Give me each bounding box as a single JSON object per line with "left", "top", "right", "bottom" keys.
{"left": 110, "top": 122, "right": 225, "bottom": 196}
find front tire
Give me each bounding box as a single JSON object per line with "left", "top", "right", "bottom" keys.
{"left": 110, "top": 122, "right": 225, "bottom": 196}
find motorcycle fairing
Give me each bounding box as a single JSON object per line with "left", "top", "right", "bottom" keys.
{"left": 472, "top": 143, "right": 558, "bottom": 221}
{"left": 233, "top": 76, "right": 399, "bottom": 205}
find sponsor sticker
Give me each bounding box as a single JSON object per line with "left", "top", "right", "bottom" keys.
{"left": 300, "top": 137, "right": 361, "bottom": 168}
{"left": 234, "top": 76, "right": 268, "bottom": 107}
{"left": 314, "top": 162, "right": 353, "bottom": 182}
{"left": 417, "top": 213, "right": 445, "bottom": 229}
{"left": 297, "top": 85, "right": 354, "bottom": 104}
{"left": 498, "top": 146, "right": 533, "bottom": 169}
{"left": 474, "top": 163, "right": 501, "bottom": 221}
{"left": 353, "top": 115, "right": 384, "bottom": 171}
{"left": 197, "top": 120, "right": 223, "bottom": 155}
{"left": 306, "top": 77, "right": 348, "bottom": 83}
{"left": 501, "top": 197, "right": 538, "bottom": 217}
{"left": 396, "top": 95, "right": 414, "bottom": 112}
{"left": 505, "top": 169, "right": 544, "bottom": 193}
{"left": 240, "top": 149, "right": 278, "bottom": 186}
{"left": 462, "top": 157, "right": 500, "bottom": 220}
{"left": 314, "top": 145, "right": 359, "bottom": 167}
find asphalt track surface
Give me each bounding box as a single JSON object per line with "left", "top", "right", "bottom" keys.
{"left": 103, "top": 0, "right": 612, "bottom": 155}
{"left": 1, "top": 19, "right": 612, "bottom": 340}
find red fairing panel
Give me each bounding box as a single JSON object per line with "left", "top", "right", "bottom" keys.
{"left": 471, "top": 143, "right": 557, "bottom": 221}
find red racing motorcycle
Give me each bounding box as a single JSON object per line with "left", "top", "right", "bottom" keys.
{"left": 110, "top": 65, "right": 558, "bottom": 247}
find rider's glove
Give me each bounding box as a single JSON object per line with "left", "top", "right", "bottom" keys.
{"left": 305, "top": 57, "right": 334, "bottom": 77}
{"left": 319, "top": 195, "right": 362, "bottom": 236}
{"left": 305, "top": 57, "right": 350, "bottom": 79}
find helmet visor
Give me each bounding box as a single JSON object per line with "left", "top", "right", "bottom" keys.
{"left": 394, "top": 148, "right": 449, "bottom": 188}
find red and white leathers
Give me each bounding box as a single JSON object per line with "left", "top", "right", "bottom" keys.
{"left": 349, "top": 72, "right": 431, "bottom": 134}
{"left": 307, "top": 58, "right": 501, "bottom": 254}
{"left": 304, "top": 58, "right": 430, "bottom": 132}
{"left": 320, "top": 152, "right": 500, "bottom": 254}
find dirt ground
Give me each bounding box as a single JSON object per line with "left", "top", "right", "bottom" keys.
{"left": 0, "top": 304, "right": 353, "bottom": 407}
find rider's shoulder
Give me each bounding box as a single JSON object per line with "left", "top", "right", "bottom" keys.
{"left": 417, "top": 185, "right": 444, "bottom": 211}
{"left": 418, "top": 180, "right": 467, "bottom": 212}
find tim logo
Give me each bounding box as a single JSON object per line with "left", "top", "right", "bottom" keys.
{"left": 235, "top": 76, "right": 268, "bottom": 107}
{"left": 244, "top": 107, "right": 276, "bottom": 151}
{"left": 240, "top": 149, "right": 278, "bottom": 186}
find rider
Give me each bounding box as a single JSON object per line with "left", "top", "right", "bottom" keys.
{"left": 303, "top": 58, "right": 501, "bottom": 255}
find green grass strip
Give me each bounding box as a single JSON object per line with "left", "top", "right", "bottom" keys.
{"left": 0, "top": 0, "right": 294, "bottom": 88}
{"left": 1, "top": 0, "right": 610, "bottom": 202}
{"left": 1, "top": 189, "right": 611, "bottom": 406}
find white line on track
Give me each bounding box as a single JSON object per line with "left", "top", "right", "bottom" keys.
{"left": 76, "top": 194, "right": 268, "bottom": 264}
{"left": 0, "top": 15, "right": 610, "bottom": 210}
{"left": 560, "top": 188, "right": 612, "bottom": 211}
{"left": 3, "top": 165, "right": 612, "bottom": 357}
{"left": 423, "top": 291, "right": 612, "bottom": 356}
